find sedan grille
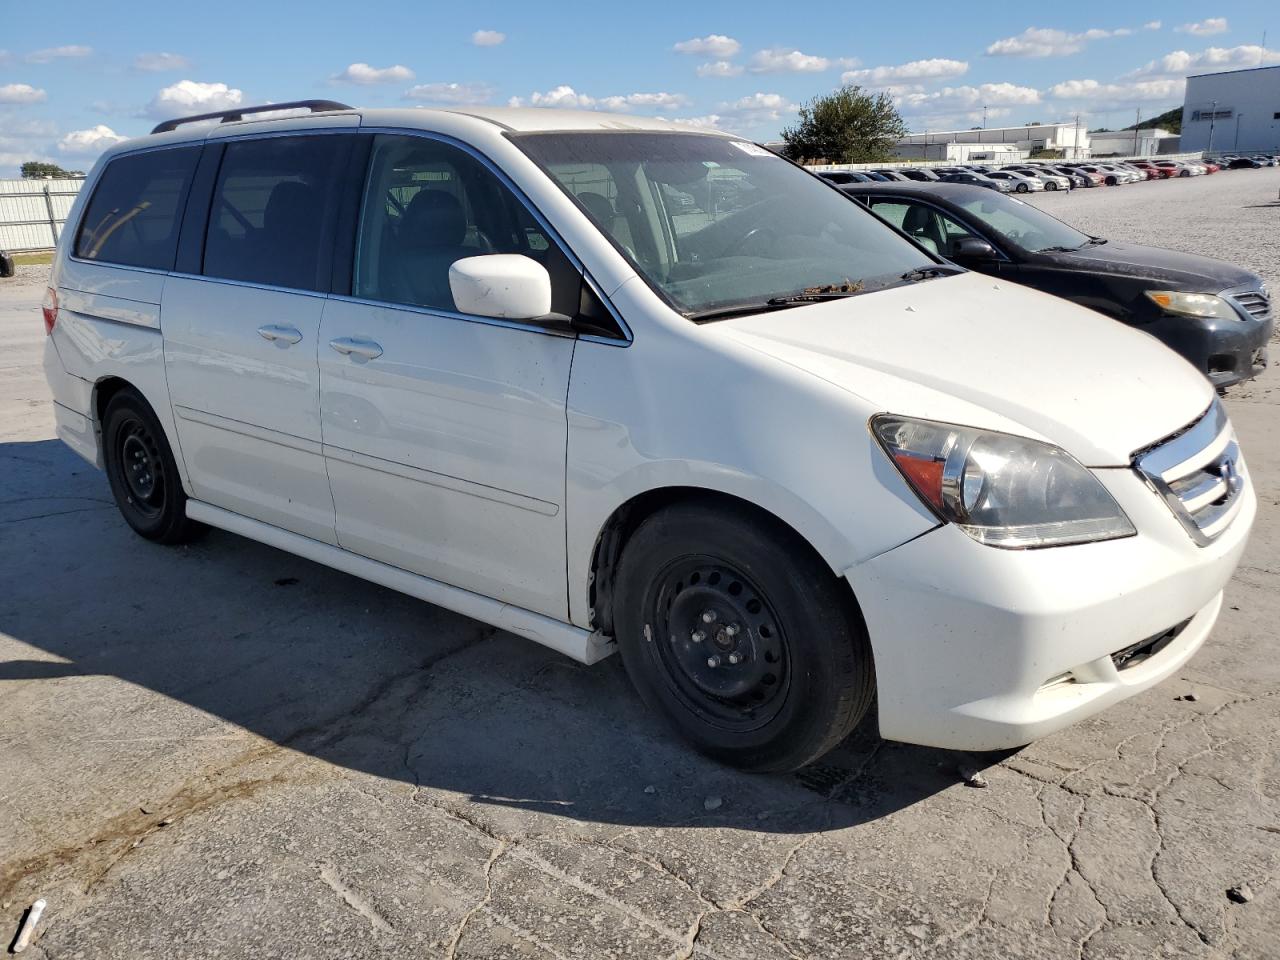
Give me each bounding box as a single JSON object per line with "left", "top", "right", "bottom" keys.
{"left": 1133, "top": 398, "right": 1246, "bottom": 546}
{"left": 1231, "top": 290, "right": 1271, "bottom": 321}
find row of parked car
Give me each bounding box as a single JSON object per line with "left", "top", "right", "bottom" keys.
{"left": 820, "top": 154, "right": 1279, "bottom": 194}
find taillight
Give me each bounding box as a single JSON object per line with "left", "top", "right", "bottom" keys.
{"left": 42, "top": 287, "right": 57, "bottom": 335}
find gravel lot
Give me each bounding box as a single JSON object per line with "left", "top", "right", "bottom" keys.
{"left": 2, "top": 169, "right": 1279, "bottom": 959}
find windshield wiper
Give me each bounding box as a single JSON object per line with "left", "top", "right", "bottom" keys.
{"left": 686, "top": 300, "right": 804, "bottom": 323}
{"left": 1084, "top": 236, "right": 1107, "bottom": 246}
{"left": 898, "top": 265, "right": 962, "bottom": 282}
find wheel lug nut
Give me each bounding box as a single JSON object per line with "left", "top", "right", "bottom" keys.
{"left": 728, "top": 652, "right": 742, "bottom": 665}
{"left": 701, "top": 610, "right": 718, "bottom": 624}
{"left": 706, "top": 655, "right": 721, "bottom": 668}
{"left": 691, "top": 629, "right": 706, "bottom": 643}
{"left": 725, "top": 624, "right": 740, "bottom": 637}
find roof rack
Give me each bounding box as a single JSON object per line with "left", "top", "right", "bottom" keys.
{"left": 150, "top": 99, "right": 354, "bottom": 135}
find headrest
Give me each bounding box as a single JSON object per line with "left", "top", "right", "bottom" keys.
{"left": 263, "top": 181, "right": 319, "bottom": 235}
{"left": 577, "top": 191, "right": 616, "bottom": 223}
{"left": 401, "top": 189, "right": 466, "bottom": 247}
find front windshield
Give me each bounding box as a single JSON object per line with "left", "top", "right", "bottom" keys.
{"left": 955, "top": 193, "right": 1092, "bottom": 253}
{"left": 512, "top": 132, "right": 934, "bottom": 317}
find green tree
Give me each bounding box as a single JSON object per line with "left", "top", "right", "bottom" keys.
{"left": 782, "top": 85, "right": 907, "bottom": 164}
{"left": 20, "top": 161, "right": 85, "bottom": 179}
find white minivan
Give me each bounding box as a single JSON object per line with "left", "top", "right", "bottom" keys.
{"left": 42, "top": 101, "right": 1255, "bottom": 771}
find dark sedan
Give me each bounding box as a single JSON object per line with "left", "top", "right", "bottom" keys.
{"left": 839, "top": 182, "right": 1272, "bottom": 388}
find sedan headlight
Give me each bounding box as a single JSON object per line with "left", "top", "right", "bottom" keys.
{"left": 1145, "top": 291, "right": 1239, "bottom": 320}
{"left": 872, "top": 415, "right": 1135, "bottom": 549}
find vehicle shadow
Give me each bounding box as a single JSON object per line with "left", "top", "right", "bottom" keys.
{"left": 0, "top": 438, "right": 978, "bottom": 836}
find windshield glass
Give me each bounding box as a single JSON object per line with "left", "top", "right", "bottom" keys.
{"left": 512, "top": 132, "right": 934, "bottom": 317}
{"left": 954, "top": 193, "right": 1091, "bottom": 253}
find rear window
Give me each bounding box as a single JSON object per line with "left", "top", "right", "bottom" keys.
{"left": 74, "top": 147, "right": 200, "bottom": 270}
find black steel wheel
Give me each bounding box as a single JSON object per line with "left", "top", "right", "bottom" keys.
{"left": 614, "top": 500, "right": 875, "bottom": 772}
{"left": 103, "top": 388, "right": 204, "bottom": 544}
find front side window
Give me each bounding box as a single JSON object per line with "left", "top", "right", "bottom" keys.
{"left": 513, "top": 132, "right": 934, "bottom": 319}
{"left": 353, "top": 134, "right": 579, "bottom": 317}
{"left": 75, "top": 146, "right": 200, "bottom": 270}
{"left": 203, "top": 135, "right": 349, "bottom": 292}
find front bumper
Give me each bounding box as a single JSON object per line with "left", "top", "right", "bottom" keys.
{"left": 1147, "top": 310, "right": 1272, "bottom": 389}
{"left": 846, "top": 459, "right": 1255, "bottom": 751}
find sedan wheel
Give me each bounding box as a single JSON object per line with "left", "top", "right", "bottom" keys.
{"left": 1045, "top": 182, "right": 1057, "bottom": 191}
{"left": 1016, "top": 182, "right": 1029, "bottom": 193}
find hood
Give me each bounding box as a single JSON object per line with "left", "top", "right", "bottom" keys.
{"left": 1043, "top": 240, "right": 1260, "bottom": 291}
{"left": 718, "top": 272, "right": 1213, "bottom": 466}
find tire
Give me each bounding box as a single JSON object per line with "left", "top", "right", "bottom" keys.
{"left": 613, "top": 501, "right": 875, "bottom": 772}
{"left": 102, "top": 388, "right": 205, "bottom": 544}
{"left": 1045, "top": 182, "right": 1057, "bottom": 191}
{"left": 1180, "top": 170, "right": 1190, "bottom": 177}
{"left": 1016, "top": 182, "right": 1029, "bottom": 193}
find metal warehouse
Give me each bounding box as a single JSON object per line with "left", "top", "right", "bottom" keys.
{"left": 1181, "top": 64, "right": 1280, "bottom": 155}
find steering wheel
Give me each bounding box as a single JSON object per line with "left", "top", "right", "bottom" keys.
{"left": 726, "top": 223, "right": 780, "bottom": 257}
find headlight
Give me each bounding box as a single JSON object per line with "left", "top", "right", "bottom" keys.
{"left": 871, "top": 415, "right": 1135, "bottom": 549}
{"left": 1145, "top": 291, "right": 1239, "bottom": 320}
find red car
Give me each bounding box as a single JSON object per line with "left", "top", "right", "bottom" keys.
{"left": 1131, "top": 160, "right": 1175, "bottom": 179}
{"left": 1202, "top": 161, "right": 1221, "bottom": 174}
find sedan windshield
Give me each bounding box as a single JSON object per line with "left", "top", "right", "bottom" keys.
{"left": 512, "top": 132, "right": 935, "bottom": 318}
{"left": 953, "top": 192, "right": 1092, "bottom": 253}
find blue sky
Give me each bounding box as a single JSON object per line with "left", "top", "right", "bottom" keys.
{"left": 1, "top": 0, "right": 1276, "bottom": 175}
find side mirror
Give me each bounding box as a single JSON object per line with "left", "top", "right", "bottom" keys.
{"left": 951, "top": 237, "right": 996, "bottom": 261}
{"left": 449, "top": 255, "right": 553, "bottom": 322}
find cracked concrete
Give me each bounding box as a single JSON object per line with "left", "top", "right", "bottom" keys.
{"left": 3, "top": 170, "right": 1280, "bottom": 958}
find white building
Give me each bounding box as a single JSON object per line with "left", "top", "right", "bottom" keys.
{"left": 1181, "top": 65, "right": 1280, "bottom": 155}
{"left": 1088, "top": 128, "right": 1180, "bottom": 157}
{"left": 895, "top": 121, "right": 1091, "bottom": 160}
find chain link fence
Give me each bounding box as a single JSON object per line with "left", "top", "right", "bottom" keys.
{"left": 0, "top": 178, "right": 85, "bottom": 252}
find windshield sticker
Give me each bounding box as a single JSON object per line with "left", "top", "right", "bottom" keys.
{"left": 728, "top": 141, "right": 774, "bottom": 158}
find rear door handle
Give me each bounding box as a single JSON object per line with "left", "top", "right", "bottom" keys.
{"left": 257, "top": 324, "right": 303, "bottom": 345}
{"left": 328, "top": 337, "right": 384, "bottom": 360}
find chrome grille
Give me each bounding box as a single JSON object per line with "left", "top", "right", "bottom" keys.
{"left": 1133, "top": 399, "right": 1246, "bottom": 546}
{"left": 1231, "top": 290, "right": 1271, "bottom": 321}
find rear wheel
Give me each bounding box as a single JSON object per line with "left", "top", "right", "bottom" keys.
{"left": 102, "top": 388, "right": 204, "bottom": 544}
{"left": 614, "top": 501, "right": 875, "bottom": 772}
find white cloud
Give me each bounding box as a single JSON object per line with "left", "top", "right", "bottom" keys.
{"left": 146, "top": 80, "right": 243, "bottom": 120}
{"left": 471, "top": 30, "right": 506, "bottom": 46}
{"left": 841, "top": 58, "right": 969, "bottom": 85}
{"left": 696, "top": 60, "right": 743, "bottom": 78}
{"left": 134, "top": 52, "right": 190, "bottom": 72}
{"left": 0, "top": 83, "right": 47, "bottom": 104}
{"left": 507, "top": 85, "right": 690, "bottom": 111}
{"left": 895, "top": 82, "right": 1041, "bottom": 122}
{"left": 1047, "top": 77, "right": 1186, "bottom": 104}
{"left": 403, "top": 81, "right": 495, "bottom": 104}
{"left": 0, "top": 116, "right": 60, "bottom": 176}
{"left": 673, "top": 35, "right": 741, "bottom": 58}
{"left": 25, "top": 45, "right": 92, "bottom": 63}
{"left": 671, "top": 114, "right": 723, "bottom": 129}
{"left": 985, "top": 27, "right": 1129, "bottom": 58}
{"left": 58, "top": 124, "right": 128, "bottom": 155}
{"left": 748, "top": 48, "right": 830, "bottom": 73}
{"left": 719, "top": 92, "right": 801, "bottom": 127}
{"left": 1176, "top": 18, "right": 1228, "bottom": 37}
{"left": 333, "top": 62, "right": 414, "bottom": 85}
{"left": 1128, "top": 45, "right": 1280, "bottom": 78}
{"left": 1144, "top": 21, "right": 1162, "bottom": 31}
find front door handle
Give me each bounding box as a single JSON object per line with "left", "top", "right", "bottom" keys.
{"left": 329, "top": 337, "right": 384, "bottom": 360}
{"left": 258, "top": 324, "right": 303, "bottom": 345}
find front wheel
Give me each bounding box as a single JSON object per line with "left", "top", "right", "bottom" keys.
{"left": 614, "top": 502, "right": 875, "bottom": 772}
{"left": 102, "top": 388, "right": 205, "bottom": 544}
{"left": 1016, "top": 182, "right": 1029, "bottom": 193}
{"left": 1045, "top": 182, "right": 1057, "bottom": 191}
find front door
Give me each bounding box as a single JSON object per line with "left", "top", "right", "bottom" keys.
{"left": 318, "top": 133, "right": 582, "bottom": 619}
{"left": 163, "top": 133, "right": 352, "bottom": 543}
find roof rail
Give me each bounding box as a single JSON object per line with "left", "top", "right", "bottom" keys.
{"left": 150, "top": 100, "right": 354, "bottom": 135}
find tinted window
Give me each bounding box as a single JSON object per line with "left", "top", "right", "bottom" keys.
{"left": 354, "top": 134, "right": 580, "bottom": 317}
{"left": 75, "top": 147, "right": 199, "bottom": 270}
{"left": 203, "top": 135, "right": 349, "bottom": 292}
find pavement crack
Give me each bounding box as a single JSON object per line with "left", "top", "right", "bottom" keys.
{"left": 318, "top": 862, "right": 395, "bottom": 935}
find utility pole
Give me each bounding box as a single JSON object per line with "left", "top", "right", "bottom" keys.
{"left": 1073, "top": 113, "right": 1080, "bottom": 158}
{"left": 1235, "top": 113, "right": 1243, "bottom": 150}
{"left": 982, "top": 105, "right": 988, "bottom": 129}
{"left": 1134, "top": 107, "right": 1140, "bottom": 157}
{"left": 1207, "top": 99, "right": 1218, "bottom": 154}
